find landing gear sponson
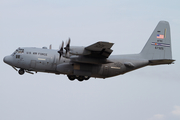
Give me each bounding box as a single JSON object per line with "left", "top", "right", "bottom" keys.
{"left": 17, "top": 67, "right": 90, "bottom": 81}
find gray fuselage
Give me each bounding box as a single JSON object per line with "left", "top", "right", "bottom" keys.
{"left": 4, "top": 47, "right": 149, "bottom": 79}
{"left": 3, "top": 21, "right": 175, "bottom": 81}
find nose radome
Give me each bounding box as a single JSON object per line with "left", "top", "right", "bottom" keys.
{"left": 3, "top": 56, "right": 7, "bottom": 63}
{"left": 3, "top": 56, "right": 13, "bottom": 65}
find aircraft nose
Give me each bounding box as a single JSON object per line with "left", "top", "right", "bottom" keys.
{"left": 3, "top": 56, "right": 13, "bottom": 65}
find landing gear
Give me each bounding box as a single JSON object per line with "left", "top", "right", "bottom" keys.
{"left": 18, "top": 68, "right": 25, "bottom": 75}
{"left": 84, "top": 76, "right": 90, "bottom": 80}
{"left": 77, "top": 76, "right": 84, "bottom": 81}
{"left": 67, "top": 75, "right": 90, "bottom": 81}
{"left": 67, "top": 75, "right": 76, "bottom": 81}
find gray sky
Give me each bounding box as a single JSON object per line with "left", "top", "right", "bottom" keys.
{"left": 0, "top": 0, "right": 180, "bottom": 120}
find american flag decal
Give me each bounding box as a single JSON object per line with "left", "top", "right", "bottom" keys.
{"left": 151, "top": 42, "right": 170, "bottom": 47}
{"left": 157, "top": 34, "right": 164, "bottom": 39}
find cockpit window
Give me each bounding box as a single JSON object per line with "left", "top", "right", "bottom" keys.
{"left": 11, "top": 49, "right": 18, "bottom": 56}
{"left": 11, "top": 48, "right": 24, "bottom": 56}
{"left": 18, "top": 49, "right": 24, "bottom": 53}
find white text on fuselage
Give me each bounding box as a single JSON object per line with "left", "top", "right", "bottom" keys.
{"left": 31, "top": 52, "right": 47, "bottom": 56}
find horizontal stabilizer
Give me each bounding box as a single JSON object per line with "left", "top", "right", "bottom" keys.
{"left": 149, "top": 59, "right": 175, "bottom": 65}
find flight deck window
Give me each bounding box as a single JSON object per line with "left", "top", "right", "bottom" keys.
{"left": 16, "top": 55, "right": 20, "bottom": 59}
{"left": 18, "top": 49, "right": 24, "bottom": 53}
{"left": 11, "top": 49, "right": 18, "bottom": 56}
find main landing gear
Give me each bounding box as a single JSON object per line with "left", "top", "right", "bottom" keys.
{"left": 67, "top": 75, "right": 90, "bottom": 81}
{"left": 18, "top": 68, "right": 25, "bottom": 75}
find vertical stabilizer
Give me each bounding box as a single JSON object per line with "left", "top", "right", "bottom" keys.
{"left": 141, "top": 21, "right": 172, "bottom": 60}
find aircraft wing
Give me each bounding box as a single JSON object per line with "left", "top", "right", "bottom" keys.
{"left": 84, "top": 41, "right": 114, "bottom": 58}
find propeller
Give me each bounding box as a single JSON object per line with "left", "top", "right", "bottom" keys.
{"left": 64, "top": 38, "right": 71, "bottom": 55}
{"left": 49, "top": 44, "right": 52, "bottom": 49}
{"left": 57, "top": 41, "right": 64, "bottom": 60}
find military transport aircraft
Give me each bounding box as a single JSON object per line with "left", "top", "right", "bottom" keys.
{"left": 3, "top": 21, "right": 175, "bottom": 81}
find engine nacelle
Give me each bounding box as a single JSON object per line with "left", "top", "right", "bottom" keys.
{"left": 56, "top": 63, "right": 74, "bottom": 74}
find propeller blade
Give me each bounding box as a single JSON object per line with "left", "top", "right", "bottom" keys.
{"left": 59, "top": 52, "right": 61, "bottom": 60}
{"left": 57, "top": 41, "right": 64, "bottom": 60}
{"left": 64, "top": 38, "right": 71, "bottom": 54}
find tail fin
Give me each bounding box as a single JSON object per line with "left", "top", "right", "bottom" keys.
{"left": 141, "top": 21, "right": 174, "bottom": 64}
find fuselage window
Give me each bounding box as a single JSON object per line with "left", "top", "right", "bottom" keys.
{"left": 26, "top": 52, "right": 31, "bottom": 54}
{"left": 16, "top": 55, "right": 20, "bottom": 59}
{"left": 33, "top": 52, "right": 37, "bottom": 55}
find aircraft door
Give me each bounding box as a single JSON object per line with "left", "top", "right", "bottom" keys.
{"left": 46, "top": 58, "right": 50, "bottom": 65}
{"left": 15, "top": 54, "right": 25, "bottom": 67}
{"left": 30, "top": 60, "right": 36, "bottom": 69}
{"left": 103, "top": 65, "right": 109, "bottom": 76}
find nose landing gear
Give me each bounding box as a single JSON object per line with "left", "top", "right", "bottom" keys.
{"left": 18, "top": 68, "right": 25, "bottom": 75}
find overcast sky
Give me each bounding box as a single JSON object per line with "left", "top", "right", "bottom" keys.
{"left": 0, "top": 0, "right": 180, "bottom": 120}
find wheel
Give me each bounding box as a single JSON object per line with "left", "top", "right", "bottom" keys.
{"left": 77, "top": 76, "right": 84, "bottom": 81}
{"left": 84, "top": 76, "right": 90, "bottom": 80}
{"left": 67, "top": 75, "right": 76, "bottom": 81}
{"left": 18, "top": 69, "right": 25, "bottom": 75}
